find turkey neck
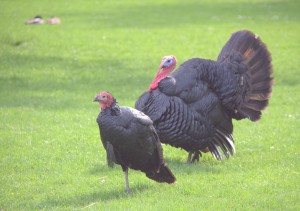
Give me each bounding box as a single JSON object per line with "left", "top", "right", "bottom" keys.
{"left": 102, "top": 100, "right": 120, "bottom": 116}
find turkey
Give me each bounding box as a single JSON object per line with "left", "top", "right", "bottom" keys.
{"left": 94, "top": 91, "right": 176, "bottom": 193}
{"left": 136, "top": 30, "right": 274, "bottom": 162}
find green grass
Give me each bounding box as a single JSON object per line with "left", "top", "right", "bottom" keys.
{"left": 0, "top": 0, "right": 299, "bottom": 210}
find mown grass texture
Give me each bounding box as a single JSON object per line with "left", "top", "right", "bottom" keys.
{"left": 0, "top": 0, "right": 299, "bottom": 210}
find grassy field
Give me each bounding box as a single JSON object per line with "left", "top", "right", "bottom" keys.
{"left": 0, "top": 0, "right": 299, "bottom": 210}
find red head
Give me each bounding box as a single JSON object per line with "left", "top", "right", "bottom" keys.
{"left": 148, "top": 55, "right": 177, "bottom": 92}
{"left": 93, "top": 92, "right": 115, "bottom": 109}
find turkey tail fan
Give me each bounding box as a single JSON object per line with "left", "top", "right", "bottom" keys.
{"left": 106, "top": 142, "right": 116, "bottom": 167}
{"left": 146, "top": 163, "right": 176, "bottom": 184}
{"left": 217, "top": 30, "right": 274, "bottom": 121}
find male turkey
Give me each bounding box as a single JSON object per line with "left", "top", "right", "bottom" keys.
{"left": 94, "top": 92, "right": 176, "bottom": 192}
{"left": 136, "top": 30, "right": 274, "bottom": 162}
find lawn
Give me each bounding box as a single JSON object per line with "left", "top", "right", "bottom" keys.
{"left": 0, "top": 0, "right": 299, "bottom": 210}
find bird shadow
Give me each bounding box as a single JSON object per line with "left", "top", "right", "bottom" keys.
{"left": 39, "top": 183, "right": 151, "bottom": 209}
{"left": 164, "top": 156, "right": 227, "bottom": 175}
{"left": 39, "top": 158, "right": 230, "bottom": 208}
{"left": 89, "top": 163, "right": 112, "bottom": 175}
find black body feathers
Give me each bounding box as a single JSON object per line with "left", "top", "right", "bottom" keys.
{"left": 97, "top": 100, "right": 176, "bottom": 184}
{"left": 136, "top": 30, "right": 273, "bottom": 160}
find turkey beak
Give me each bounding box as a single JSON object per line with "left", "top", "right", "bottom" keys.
{"left": 93, "top": 96, "right": 100, "bottom": 102}
{"left": 157, "top": 66, "right": 165, "bottom": 74}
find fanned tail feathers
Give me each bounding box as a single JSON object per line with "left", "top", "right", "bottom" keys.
{"left": 218, "top": 30, "right": 274, "bottom": 121}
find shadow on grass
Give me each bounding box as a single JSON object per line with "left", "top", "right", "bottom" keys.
{"left": 38, "top": 163, "right": 153, "bottom": 208}
{"left": 165, "top": 156, "right": 232, "bottom": 176}
{"left": 36, "top": 164, "right": 151, "bottom": 208}
{"left": 88, "top": 163, "right": 121, "bottom": 175}
{"left": 40, "top": 183, "right": 151, "bottom": 209}
{"left": 90, "top": 153, "right": 226, "bottom": 179}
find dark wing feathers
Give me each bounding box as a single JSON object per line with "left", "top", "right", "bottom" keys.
{"left": 97, "top": 118, "right": 116, "bottom": 167}
{"left": 106, "top": 141, "right": 116, "bottom": 167}
{"left": 146, "top": 163, "right": 176, "bottom": 184}
{"left": 135, "top": 91, "right": 151, "bottom": 112}
{"left": 98, "top": 106, "right": 175, "bottom": 183}
{"left": 128, "top": 107, "right": 153, "bottom": 126}
{"left": 136, "top": 91, "right": 171, "bottom": 122}
{"left": 136, "top": 75, "right": 235, "bottom": 160}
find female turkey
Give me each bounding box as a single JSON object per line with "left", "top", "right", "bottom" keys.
{"left": 136, "top": 30, "right": 274, "bottom": 162}
{"left": 94, "top": 92, "right": 176, "bottom": 192}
